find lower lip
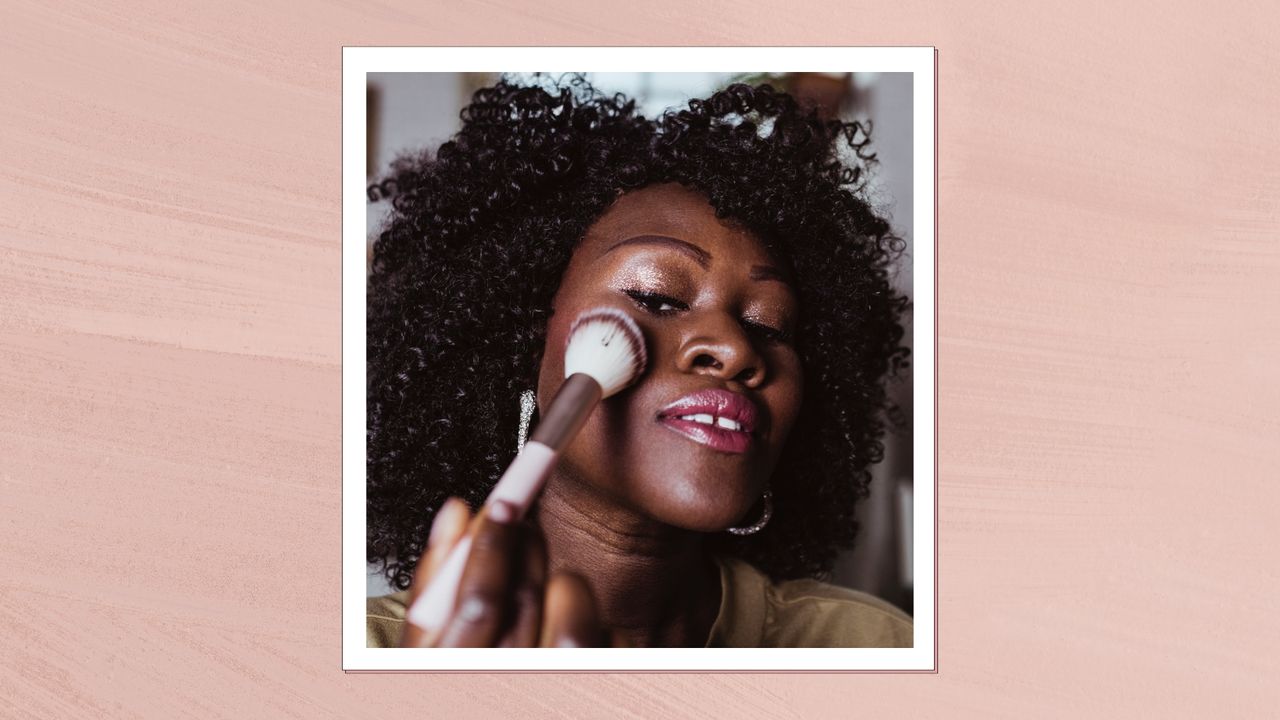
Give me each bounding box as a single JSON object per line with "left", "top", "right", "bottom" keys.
{"left": 658, "top": 417, "right": 754, "bottom": 454}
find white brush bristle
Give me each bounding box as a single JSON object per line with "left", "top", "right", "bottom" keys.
{"left": 563, "top": 307, "right": 647, "bottom": 397}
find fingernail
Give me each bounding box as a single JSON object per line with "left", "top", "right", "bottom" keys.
{"left": 456, "top": 596, "right": 489, "bottom": 623}
{"left": 488, "top": 499, "right": 517, "bottom": 525}
{"left": 428, "top": 499, "right": 462, "bottom": 546}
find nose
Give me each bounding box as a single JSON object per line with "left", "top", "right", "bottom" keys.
{"left": 674, "top": 311, "right": 766, "bottom": 388}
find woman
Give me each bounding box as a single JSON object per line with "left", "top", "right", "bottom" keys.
{"left": 365, "top": 75, "right": 912, "bottom": 648}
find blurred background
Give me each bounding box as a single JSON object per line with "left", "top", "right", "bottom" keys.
{"left": 365, "top": 72, "right": 915, "bottom": 614}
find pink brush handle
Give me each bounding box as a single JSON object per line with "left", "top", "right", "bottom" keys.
{"left": 406, "top": 441, "right": 559, "bottom": 633}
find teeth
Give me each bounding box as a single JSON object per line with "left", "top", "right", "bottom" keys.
{"left": 716, "top": 417, "right": 740, "bottom": 431}
{"left": 676, "top": 414, "right": 743, "bottom": 432}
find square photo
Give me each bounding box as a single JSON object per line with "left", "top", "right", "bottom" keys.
{"left": 343, "top": 48, "right": 935, "bottom": 670}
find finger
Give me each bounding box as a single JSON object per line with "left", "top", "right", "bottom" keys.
{"left": 434, "top": 500, "right": 522, "bottom": 648}
{"left": 401, "top": 498, "right": 473, "bottom": 648}
{"left": 498, "top": 524, "right": 546, "bottom": 648}
{"left": 539, "top": 572, "right": 602, "bottom": 648}
{"left": 420, "top": 498, "right": 471, "bottom": 587}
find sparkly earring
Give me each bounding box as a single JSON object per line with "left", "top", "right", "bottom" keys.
{"left": 726, "top": 489, "right": 773, "bottom": 536}
{"left": 517, "top": 389, "right": 537, "bottom": 453}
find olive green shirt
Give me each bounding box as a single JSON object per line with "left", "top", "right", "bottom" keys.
{"left": 366, "top": 555, "right": 912, "bottom": 648}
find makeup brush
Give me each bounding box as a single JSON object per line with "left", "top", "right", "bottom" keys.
{"left": 407, "top": 306, "right": 648, "bottom": 634}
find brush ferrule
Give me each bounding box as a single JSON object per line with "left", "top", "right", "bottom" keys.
{"left": 528, "top": 373, "right": 602, "bottom": 451}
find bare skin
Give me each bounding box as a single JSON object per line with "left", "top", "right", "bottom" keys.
{"left": 403, "top": 182, "right": 803, "bottom": 648}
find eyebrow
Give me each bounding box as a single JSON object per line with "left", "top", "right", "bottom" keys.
{"left": 605, "top": 235, "right": 710, "bottom": 268}
{"left": 749, "top": 265, "right": 788, "bottom": 283}
{"left": 604, "top": 234, "right": 790, "bottom": 284}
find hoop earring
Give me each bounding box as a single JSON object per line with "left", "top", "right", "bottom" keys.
{"left": 517, "top": 389, "right": 537, "bottom": 453}
{"left": 726, "top": 489, "right": 772, "bottom": 536}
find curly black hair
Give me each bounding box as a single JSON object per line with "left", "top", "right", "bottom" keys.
{"left": 367, "top": 74, "right": 909, "bottom": 591}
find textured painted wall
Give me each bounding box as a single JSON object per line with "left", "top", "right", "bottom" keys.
{"left": 2, "top": 0, "right": 1277, "bottom": 716}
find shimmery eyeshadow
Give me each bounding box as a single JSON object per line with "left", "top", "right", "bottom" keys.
{"left": 612, "top": 262, "right": 679, "bottom": 293}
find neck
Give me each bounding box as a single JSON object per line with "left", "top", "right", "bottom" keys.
{"left": 534, "top": 473, "right": 722, "bottom": 648}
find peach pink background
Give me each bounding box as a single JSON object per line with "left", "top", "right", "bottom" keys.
{"left": 1, "top": 1, "right": 1276, "bottom": 717}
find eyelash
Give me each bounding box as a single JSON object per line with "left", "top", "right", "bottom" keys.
{"left": 622, "top": 289, "right": 793, "bottom": 345}
{"left": 624, "top": 289, "right": 686, "bottom": 314}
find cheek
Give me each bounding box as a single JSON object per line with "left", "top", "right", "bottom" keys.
{"left": 536, "top": 278, "right": 638, "bottom": 400}
{"left": 534, "top": 312, "right": 575, "bottom": 403}
{"left": 767, "top": 352, "right": 805, "bottom": 439}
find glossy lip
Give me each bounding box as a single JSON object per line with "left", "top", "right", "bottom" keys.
{"left": 656, "top": 389, "right": 760, "bottom": 454}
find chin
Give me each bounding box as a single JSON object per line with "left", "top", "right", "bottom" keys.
{"left": 616, "top": 431, "right": 769, "bottom": 532}
{"left": 612, "top": 475, "right": 746, "bottom": 532}
{"left": 562, "top": 402, "right": 775, "bottom": 531}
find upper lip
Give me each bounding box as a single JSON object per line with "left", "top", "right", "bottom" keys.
{"left": 657, "top": 389, "right": 760, "bottom": 434}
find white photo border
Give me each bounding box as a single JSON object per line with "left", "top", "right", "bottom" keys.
{"left": 343, "top": 46, "right": 936, "bottom": 671}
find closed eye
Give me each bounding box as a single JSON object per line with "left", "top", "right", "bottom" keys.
{"left": 623, "top": 289, "right": 688, "bottom": 314}
{"left": 626, "top": 289, "right": 793, "bottom": 344}
{"left": 742, "top": 319, "right": 793, "bottom": 345}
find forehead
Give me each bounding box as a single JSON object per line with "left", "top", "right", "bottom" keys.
{"left": 577, "top": 183, "right": 772, "bottom": 262}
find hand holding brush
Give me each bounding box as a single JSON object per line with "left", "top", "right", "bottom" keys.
{"left": 406, "top": 307, "right": 648, "bottom": 639}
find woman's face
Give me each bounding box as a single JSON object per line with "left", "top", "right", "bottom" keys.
{"left": 536, "top": 183, "right": 803, "bottom": 532}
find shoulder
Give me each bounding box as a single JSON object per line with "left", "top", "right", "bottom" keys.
{"left": 366, "top": 590, "right": 411, "bottom": 648}
{"left": 766, "top": 574, "right": 914, "bottom": 648}
{"left": 714, "top": 556, "right": 913, "bottom": 648}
